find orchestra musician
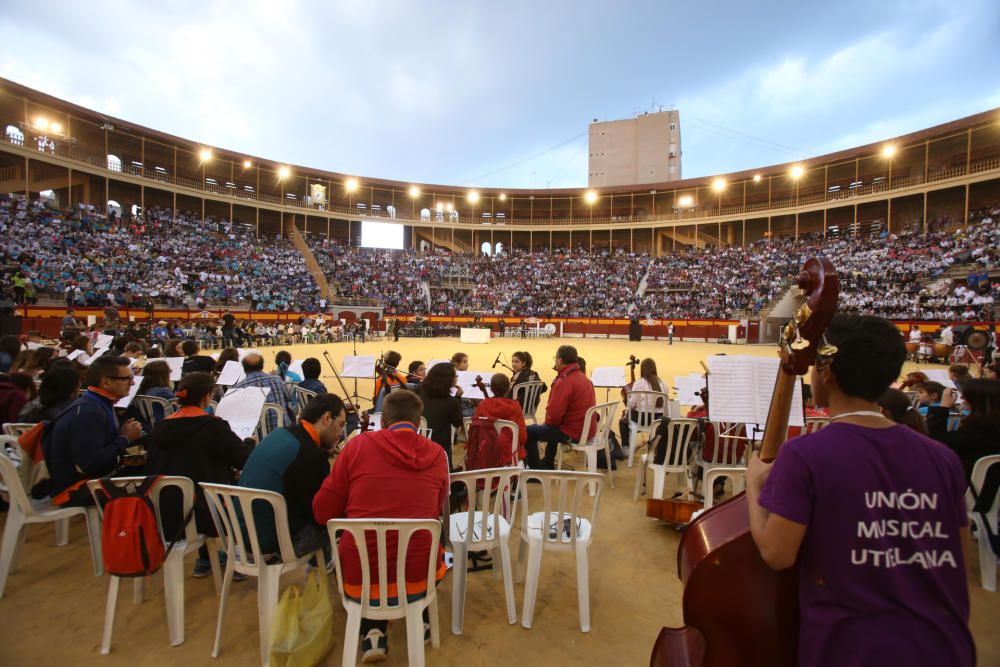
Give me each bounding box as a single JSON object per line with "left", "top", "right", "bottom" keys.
{"left": 507, "top": 351, "right": 547, "bottom": 413}
{"left": 618, "top": 357, "right": 667, "bottom": 449}
{"left": 373, "top": 351, "right": 407, "bottom": 411}
{"left": 523, "top": 345, "right": 595, "bottom": 470}
{"left": 747, "top": 315, "right": 974, "bottom": 666}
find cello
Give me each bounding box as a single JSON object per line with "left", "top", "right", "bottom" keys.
{"left": 650, "top": 257, "right": 839, "bottom": 667}
{"left": 622, "top": 354, "right": 640, "bottom": 403}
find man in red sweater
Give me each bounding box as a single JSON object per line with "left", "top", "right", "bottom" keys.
{"left": 524, "top": 345, "right": 596, "bottom": 469}
{"left": 313, "top": 389, "right": 449, "bottom": 662}
{"left": 471, "top": 374, "right": 528, "bottom": 465}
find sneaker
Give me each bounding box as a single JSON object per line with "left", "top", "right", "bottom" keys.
{"left": 361, "top": 628, "right": 388, "bottom": 662}
{"left": 194, "top": 552, "right": 248, "bottom": 582}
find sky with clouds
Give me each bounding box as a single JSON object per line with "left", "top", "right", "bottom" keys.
{"left": 1, "top": 0, "right": 997, "bottom": 189}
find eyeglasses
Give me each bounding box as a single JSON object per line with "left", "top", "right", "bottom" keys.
{"left": 108, "top": 375, "right": 134, "bottom": 381}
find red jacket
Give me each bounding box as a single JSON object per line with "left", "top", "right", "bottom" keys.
{"left": 472, "top": 397, "right": 528, "bottom": 463}
{"left": 544, "top": 363, "right": 596, "bottom": 441}
{"left": 312, "top": 425, "right": 449, "bottom": 599}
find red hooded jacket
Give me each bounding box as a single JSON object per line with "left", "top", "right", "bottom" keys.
{"left": 312, "top": 424, "right": 449, "bottom": 598}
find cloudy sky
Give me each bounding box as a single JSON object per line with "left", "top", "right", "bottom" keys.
{"left": 2, "top": 0, "right": 998, "bottom": 189}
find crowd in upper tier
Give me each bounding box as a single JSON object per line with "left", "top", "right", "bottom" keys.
{"left": 0, "top": 197, "right": 321, "bottom": 312}
{"left": 2, "top": 194, "right": 998, "bottom": 321}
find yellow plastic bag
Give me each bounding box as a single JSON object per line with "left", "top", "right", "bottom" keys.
{"left": 269, "top": 569, "right": 334, "bottom": 667}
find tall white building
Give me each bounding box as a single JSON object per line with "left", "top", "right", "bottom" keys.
{"left": 588, "top": 110, "right": 681, "bottom": 187}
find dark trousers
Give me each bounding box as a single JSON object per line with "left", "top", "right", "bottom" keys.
{"left": 525, "top": 424, "right": 570, "bottom": 469}
{"left": 361, "top": 609, "right": 430, "bottom": 636}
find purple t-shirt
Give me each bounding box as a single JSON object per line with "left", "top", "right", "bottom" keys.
{"left": 758, "top": 422, "right": 974, "bottom": 667}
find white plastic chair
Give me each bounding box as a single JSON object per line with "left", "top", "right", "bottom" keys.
{"left": 556, "top": 402, "right": 617, "bottom": 494}
{"left": 448, "top": 467, "right": 520, "bottom": 634}
{"left": 515, "top": 470, "right": 603, "bottom": 632}
{"left": 133, "top": 394, "right": 176, "bottom": 427}
{"left": 292, "top": 386, "right": 317, "bottom": 418}
{"left": 326, "top": 518, "right": 442, "bottom": 667}
{"left": 698, "top": 421, "right": 749, "bottom": 492}
{"left": 512, "top": 381, "right": 545, "bottom": 424}
{"left": 86, "top": 476, "right": 220, "bottom": 653}
{"left": 2, "top": 423, "right": 35, "bottom": 438}
{"left": 255, "top": 402, "right": 285, "bottom": 440}
{"left": 623, "top": 390, "right": 669, "bottom": 467}
{"left": 967, "top": 454, "right": 1000, "bottom": 591}
{"left": 702, "top": 467, "right": 747, "bottom": 510}
{"left": 200, "top": 483, "right": 324, "bottom": 666}
{"left": 0, "top": 446, "right": 103, "bottom": 598}
{"left": 634, "top": 418, "right": 699, "bottom": 502}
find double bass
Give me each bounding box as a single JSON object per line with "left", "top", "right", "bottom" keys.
{"left": 650, "top": 257, "right": 839, "bottom": 667}
{"left": 622, "top": 354, "right": 640, "bottom": 403}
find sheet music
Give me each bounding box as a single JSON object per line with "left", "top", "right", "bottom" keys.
{"left": 216, "top": 360, "right": 245, "bottom": 386}
{"left": 922, "top": 369, "right": 956, "bottom": 389}
{"left": 287, "top": 359, "right": 305, "bottom": 378}
{"left": 455, "top": 370, "right": 492, "bottom": 398}
{"left": 164, "top": 356, "right": 184, "bottom": 382}
{"left": 427, "top": 359, "right": 451, "bottom": 371}
{"left": 86, "top": 315, "right": 97, "bottom": 326}
{"left": 591, "top": 366, "right": 626, "bottom": 388}
{"left": 96, "top": 334, "right": 114, "bottom": 349}
{"left": 66, "top": 349, "right": 88, "bottom": 362}
{"left": 215, "top": 387, "right": 268, "bottom": 439}
{"left": 707, "top": 356, "right": 804, "bottom": 428}
{"left": 342, "top": 355, "right": 376, "bottom": 379}
{"left": 237, "top": 348, "right": 260, "bottom": 361}
{"left": 25, "top": 342, "right": 44, "bottom": 350}
{"left": 674, "top": 375, "right": 704, "bottom": 405}
{"left": 78, "top": 346, "right": 110, "bottom": 366}
{"left": 115, "top": 381, "right": 142, "bottom": 409}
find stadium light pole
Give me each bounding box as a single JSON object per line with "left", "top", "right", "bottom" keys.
{"left": 883, "top": 145, "right": 896, "bottom": 233}
{"left": 790, "top": 165, "right": 804, "bottom": 240}
{"left": 712, "top": 178, "right": 726, "bottom": 215}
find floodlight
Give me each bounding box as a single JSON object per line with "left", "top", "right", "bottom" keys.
{"left": 243, "top": 160, "right": 252, "bottom": 169}
{"left": 345, "top": 177, "right": 359, "bottom": 192}
{"left": 882, "top": 145, "right": 896, "bottom": 158}
{"left": 199, "top": 148, "right": 212, "bottom": 162}
{"left": 278, "top": 166, "right": 290, "bottom": 179}
{"left": 711, "top": 178, "right": 726, "bottom": 193}
{"left": 467, "top": 191, "right": 480, "bottom": 203}
{"left": 790, "top": 165, "right": 804, "bottom": 179}
{"left": 408, "top": 185, "right": 420, "bottom": 197}
{"left": 33, "top": 117, "right": 49, "bottom": 131}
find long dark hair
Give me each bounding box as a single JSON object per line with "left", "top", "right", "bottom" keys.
{"left": 639, "top": 357, "right": 665, "bottom": 392}
{"left": 961, "top": 379, "right": 1000, "bottom": 431}
{"left": 139, "top": 360, "right": 171, "bottom": 394}
{"left": 421, "top": 362, "right": 456, "bottom": 398}
{"left": 877, "top": 388, "right": 927, "bottom": 435}
{"left": 512, "top": 351, "right": 533, "bottom": 370}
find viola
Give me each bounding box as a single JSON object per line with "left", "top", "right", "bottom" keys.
{"left": 621, "top": 354, "right": 639, "bottom": 403}
{"left": 650, "top": 257, "right": 839, "bottom": 667}
{"left": 473, "top": 375, "right": 490, "bottom": 400}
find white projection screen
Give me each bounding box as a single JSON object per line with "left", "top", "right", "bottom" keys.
{"left": 361, "top": 220, "right": 404, "bottom": 249}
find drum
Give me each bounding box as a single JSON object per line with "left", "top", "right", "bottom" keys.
{"left": 905, "top": 342, "right": 919, "bottom": 355}
{"left": 933, "top": 343, "right": 953, "bottom": 359}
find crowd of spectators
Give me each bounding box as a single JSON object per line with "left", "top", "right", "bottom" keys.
{"left": 2, "top": 195, "right": 998, "bottom": 322}
{"left": 0, "top": 197, "right": 321, "bottom": 311}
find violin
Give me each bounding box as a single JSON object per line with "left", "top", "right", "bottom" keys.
{"left": 473, "top": 375, "right": 490, "bottom": 400}
{"left": 621, "top": 354, "right": 639, "bottom": 403}
{"left": 650, "top": 257, "right": 839, "bottom": 667}
{"left": 359, "top": 410, "right": 372, "bottom": 433}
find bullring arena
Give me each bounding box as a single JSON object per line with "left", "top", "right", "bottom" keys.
{"left": 1, "top": 46, "right": 1000, "bottom": 667}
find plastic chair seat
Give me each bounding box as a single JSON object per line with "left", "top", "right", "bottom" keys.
{"left": 449, "top": 511, "right": 511, "bottom": 543}
{"left": 524, "top": 512, "right": 592, "bottom": 547}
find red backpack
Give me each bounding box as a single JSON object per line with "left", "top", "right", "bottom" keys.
{"left": 465, "top": 417, "right": 508, "bottom": 471}
{"left": 96, "top": 476, "right": 166, "bottom": 577}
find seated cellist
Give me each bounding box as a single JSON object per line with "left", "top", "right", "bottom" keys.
{"left": 747, "top": 315, "right": 974, "bottom": 666}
